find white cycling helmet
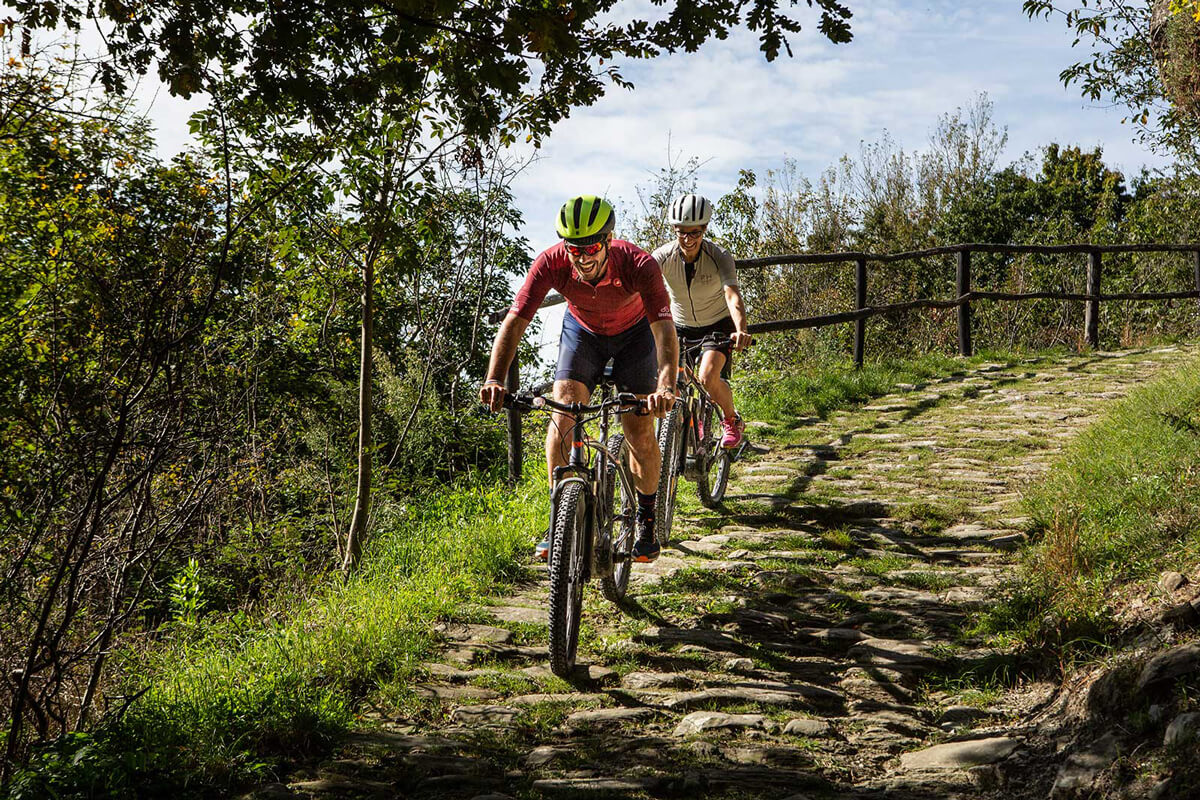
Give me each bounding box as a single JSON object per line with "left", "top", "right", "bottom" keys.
{"left": 668, "top": 193, "right": 712, "bottom": 227}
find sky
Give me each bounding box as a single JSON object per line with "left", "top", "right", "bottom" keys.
{"left": 12, "top": 0, "right": 1174, "bottom": 358}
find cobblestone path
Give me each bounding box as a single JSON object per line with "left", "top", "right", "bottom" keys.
{"left": 275, "top": 345, "right": 1195, "bottom": 800}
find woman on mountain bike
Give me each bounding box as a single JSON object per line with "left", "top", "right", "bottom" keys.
{"left": 652, "top": 193, "right": 751, "bottom": 449}
{"left": 480, "top": 195, "right": 678, "bottom": 563}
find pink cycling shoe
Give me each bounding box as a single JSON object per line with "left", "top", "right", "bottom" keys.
{"left": 719, "top": 414, "right": 745, "bottom": 449}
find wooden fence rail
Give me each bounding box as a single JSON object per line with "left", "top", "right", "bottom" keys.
{"left": 496, "top": 242, "right": 1200, "bottom": 483}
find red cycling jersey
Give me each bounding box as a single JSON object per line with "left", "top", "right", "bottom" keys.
{"left": 509, "top": 240, "right": 673, "bottom": 335}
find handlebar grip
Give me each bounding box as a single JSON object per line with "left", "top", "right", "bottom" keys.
{"left": 501, "top": 393, "right": 533, "bottom": 411}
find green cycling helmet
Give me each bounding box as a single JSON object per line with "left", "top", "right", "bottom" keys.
{"left": 556, "top": 195, "right": 615, "bottom": 246}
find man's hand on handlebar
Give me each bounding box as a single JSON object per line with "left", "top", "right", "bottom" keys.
{"left": 480, "top": 380, "right": 507, "bottom": 412}
{"left": 646, "top": 386, "right": 676, "bottom": 417}
{"left": 731, "top": 331, "right": 753, "bottom": 352}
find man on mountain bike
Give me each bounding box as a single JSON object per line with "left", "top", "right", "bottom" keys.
{"left": 480, "top": 195, "right": 679, "bottom": 563}
{"left": 653, "top": 193, "right": 751, "bottom": 449}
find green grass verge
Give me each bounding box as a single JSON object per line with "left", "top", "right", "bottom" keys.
{"left": 974, "top": 353, "right": 1200, "bottom": 650}
{"left": 734, "top": 349, "right": 1019, "bottom": 429}
{"left": 8, "top": 478, "right": 547, "bottom": 798}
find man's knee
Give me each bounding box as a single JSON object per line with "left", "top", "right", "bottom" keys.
{"left": 622, "top": 415, "right": 655, "bottom": 448}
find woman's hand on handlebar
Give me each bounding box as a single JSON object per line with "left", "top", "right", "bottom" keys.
{"left": 479, "top": 380, "right": 507, "bottom": 412}
{"left": 731, "top": 331, "right": 753, "bottom": 352}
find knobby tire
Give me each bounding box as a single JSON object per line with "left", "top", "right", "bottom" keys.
{"left": 655, "top": 405, "right": 683, "bottom": 547}
{"left": 599, "top": 434, "right": 635, "bottom": 603}
{"left": 548, "top": 480, "right": 587, "bottom": 677}
{"left": 696, "top": 400, "right": 732, "bottom": 507}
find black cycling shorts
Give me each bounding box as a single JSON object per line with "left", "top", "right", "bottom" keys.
{"left": 676, "top": 315, "right": 736, "bottom": 380}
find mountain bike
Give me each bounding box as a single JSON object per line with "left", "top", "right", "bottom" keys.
{"left": 655, "top": 334, "right": 753, "bottom": 541}
{"left": 502, "top": 376, "right": 644, "bottom": 677}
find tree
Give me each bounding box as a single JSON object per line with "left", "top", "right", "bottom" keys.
{"left": 11, "top": 1, "right": 853, "bottom": 138}
{"left": 0, "top": 42, "right": 277, "bottom": 776}
{"left": 1023, "top": 0, "right": 1200, "bottom": 160}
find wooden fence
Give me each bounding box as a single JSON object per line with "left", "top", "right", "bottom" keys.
{"left": 496, "top": 242, "right": 1200, "bottom": 483}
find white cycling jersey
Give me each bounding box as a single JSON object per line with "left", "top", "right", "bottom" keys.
{"left": 651, "top": 239, "right": 740, "bottom": 327}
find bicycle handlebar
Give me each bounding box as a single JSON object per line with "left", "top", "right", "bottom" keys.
{"left": 502, "top": 388, "right": 649, "bottom": 416}
{"left": 679, "top": 332, "right": 754, "bottom": 355}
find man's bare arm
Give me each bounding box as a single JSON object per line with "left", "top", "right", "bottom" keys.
{"left": 479, "top": 313, "right": 530, "bottom": 411}
{"left": 647, "top": 319, "right": 680, "bottom": 416}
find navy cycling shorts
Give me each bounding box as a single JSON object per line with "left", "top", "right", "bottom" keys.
{"left": 555, "top": 311, "right": 658, "bottom": 395}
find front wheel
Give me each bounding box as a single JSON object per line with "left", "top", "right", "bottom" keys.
{"left": 696, "top": 402, "right": 732, "bottom": 507}
{"left": 654, "top": 404, "right": 683, "bottom": 548}
{"left": 548, "top": 480, "right": 588, "bottom": 677}
{"left": 599, "top": 434, "right": 635, "bottom": 604}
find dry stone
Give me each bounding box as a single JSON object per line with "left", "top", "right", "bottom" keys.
{"left": 783, "top": 717, "right": 831, "bottom": 737}
{"left": 487, "top": 606, "right": 545, "bottom": 624}
{"left": 848, "top": 638, "right": 940, "bottom": 669}
{"left": 565, "top": 707, "right": 656, "bottom": 727}
{"left": 434, "top": 622, "right": 513, "bottom": 644}
{"left": 1164, "top": 712, "right": 1200, "bottom": 746}
{"left": 620, "top": 671, "right": 693, "bottom": 690}
{"left": 532, "top": 778, "right": 656, "bottom": 793}
{"left": 413, "top": 684, "right": 498, "bottom": 702}
{"left": 1159, "top": 571, "right": 1189, "bottom": 594}
{"left": 1051, "top": 732, "right": 1121, "bottom": 798}
{"left": 523, "top": 746, "right": 565, "bottom": 768}
{"left": 449, "top": 705, "right": 520, "bottom": 725}
{"left": 898, "top": 736, "right": 1021, "bottom": 771}
{"left": 1136, "top": 643, "right": 1200, "bottom": 691}
{"left": 673, "top": 711, "right": 767, "bottom": 736}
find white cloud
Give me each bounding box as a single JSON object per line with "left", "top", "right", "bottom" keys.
{"left": 508, "top": 0, "right": 1171, "bottom": 256}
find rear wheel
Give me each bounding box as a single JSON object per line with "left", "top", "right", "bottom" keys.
{"left": 697, "top": 401, "right": 732, "bottom": 507}
{"left": 654, "top": 404, "right": 683, "bottom": 547}
{"left": 548, "top": 480, "right": 587, "bottom": 677}
{"left": 599, "top": 435, "right": 635, "bottom": 603}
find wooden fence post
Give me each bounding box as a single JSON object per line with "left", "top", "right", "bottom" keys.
{"left": 956, "top": 248, "right": 973, "bottom": 357}
{"left": 505, "top": 357, "right": 522, "bottom": 486}
{"left": 1194, "top": 249, "right": 1200, "bottom": 313}
{"left": 1085, "top": 250, "right": 1102, "bottom": 349}
{"left": 853, "top": 257, "right": 867, "bottom": 368}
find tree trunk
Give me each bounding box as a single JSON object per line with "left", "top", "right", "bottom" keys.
{"left": 342, "top": 257, "right": 374, "bottom": 572}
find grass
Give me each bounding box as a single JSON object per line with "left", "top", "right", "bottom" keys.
{"left": 895, "top": 500, "right": 969, "bottom": 533}
{"left": 11, "top": 475, "right": 548, "bottom": 798}
{"left": 734, "top": 350, "right": 1019, "bottom": 431}
{"left": 974, "top": 353, "right": 1200, "bottom": 650}
{"left": 843, "top": 554, "right": 913, "bottom": 576}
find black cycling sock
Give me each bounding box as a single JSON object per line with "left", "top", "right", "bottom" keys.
{"left": 637, "top": 491, "right": 655, "bottom": 517}
{"left": 637, "top": 492, "right": 656, "bottom": 538}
